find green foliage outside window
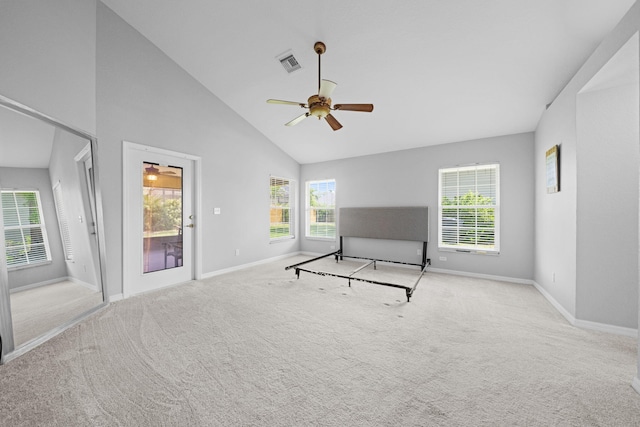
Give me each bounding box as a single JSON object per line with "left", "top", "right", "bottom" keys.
{"left": 441, "top": 191, "right": 495, "bottom": 248}
{"left": 144, "top": 195, "right": 182, "bottom": 237}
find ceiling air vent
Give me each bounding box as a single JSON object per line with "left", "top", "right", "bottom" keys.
{"left": 277, "top": 50, "right": 301, "bottom": 73}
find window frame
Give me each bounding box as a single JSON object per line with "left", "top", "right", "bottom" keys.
{"left": 438, "top": 163, "right": 500, "bottom": 254}
{"left": 1, "top": 189, "right": 53, "bottom": 270}
{"left": 305, "top": 179, "right": 336, "bottom": 241}
{"left": 269, "top": 175, "right": 295, "bottom": 242}
{"left": 52, "top": 182, "right": 74, "bottom": 261}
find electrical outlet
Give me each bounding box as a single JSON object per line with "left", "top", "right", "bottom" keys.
{"left": 439, "top": 256, "right": 447, "bottom": 261}
{"left": 330, "top": 245, "right": 335, "bottom": 250}
{"left": 235, "top": 249, "right": 240, "bottom": 256}
{"left": 417, "top": 249, "right": 422, "bottom": 256}
{"left": 214, "top": 207, "right": 221, "bottom": 215}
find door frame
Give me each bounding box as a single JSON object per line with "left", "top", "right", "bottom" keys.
{"left": 122, "top": 141, "right": 202, "bottom": 298}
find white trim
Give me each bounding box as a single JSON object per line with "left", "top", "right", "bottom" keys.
{"left": 67, "top": 276, "right": 99, "bottom": 292}
{"left": 632, "top": 376, "right": 640, "bottom": 395}
{"left": 124, "top": 141, "right": 202, "bottom": 161}
{"left": 428, "top": 267, "right": 533, "bottom": 285}
{"left": 9, "top": 277, "right": 67, "bottom": 294}
{"left": 73, "top": 142, "right": 91, "bottom": 162}
{"left": 574, "top": 319, "right": 638, "bottom": 338}
{"left": 304, "top": 179, "right": 336, "bottom": 239}
{"left": 108, "top": 293, "right": 124, "bottom": 303}
{"left": 269, "top": 175, "right": 296, "bottom": 242}
{"left": 2, "top": 190, "right": 53, "bottom": 267}
{"left": 533, "top": 281, "right": 638, "bottom": 338}
{"left": 532, "top": 281, "right": 576, "bottom": 324}
{"left": 10, "top": 276, "right": 99, "bottom": 294}
{"left": 201, "top": 252, "right": 301, "bottom": 279}
{"left": 122, "top": 141, "right": 203, "bottom": 297}
{"left": 438, "top": 163, "right": 500, "bottom": 253}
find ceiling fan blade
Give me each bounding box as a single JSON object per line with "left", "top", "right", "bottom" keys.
{"left": 333, "top": 103, "right": 374, "bottom": 112}
{"left": 267, "top": 99, "right": 306, "bottom": 106}
{"left": 285, "top": 113, "right": 310, "bottom": 127}
{"left": 318, "top": 79, "right": 337, "bottom": 99}
{"left": 325, "top": 114, "right": 343, "bottom": 131}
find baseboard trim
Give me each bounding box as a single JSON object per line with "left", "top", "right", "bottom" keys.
{"left": 201, "top": 252, "right": 302, "bottom": 280}
{"left": 574, "top": 319, "right": 638, "bottom": 338}
{"left": 67, "top": 276, "right": 99, "bottom": 292}
{"left": 532, "top": 281, "right": 576, "bottom": 325}
{"left": 632, "top": 376, "right": 640, "bottom": 395}
{"left": 532, "top": 281, "right": 638, "bottom": 338}
{"left": 9, "top": 276, "right": 92, "bottom": 294}
{"left": 108, "top": 293, "right": 124, "bottom": 303}
{"left": 428, "top": 267, "right": 533, "bottom": 285}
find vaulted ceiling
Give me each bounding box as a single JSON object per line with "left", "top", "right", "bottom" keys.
{"left": 101, "top": 0, "right": 635, "bottom": 164}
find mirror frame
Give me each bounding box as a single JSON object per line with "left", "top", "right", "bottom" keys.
{"left": 0, "top": 94, "right": 108, "bottom": 364}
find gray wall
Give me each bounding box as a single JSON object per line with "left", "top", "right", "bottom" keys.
{"left": 0, "top": 167, "right": 67, "bottom": 289}
{"left": 534, "top": 2, "right": 640, "bottom": 329}
{"left": 96, "top": 3, "right": 300, "bottom": 298}
{"left": 301, "top": 132, "right": 535, "bottom": 281}
{"left": 0, "top": 0, "right": 636, "bottom": 338}
{"left": 0, "top": 0, "right": 96, "bottom": 134}
{"left": 0, "top": 0, "right": 301, "bottom": 299}
{"left": 576, "top": 83, "right": 639, "bottom": 329}
{"left": 49, "top": 128, "right": 99, "bottom": 288}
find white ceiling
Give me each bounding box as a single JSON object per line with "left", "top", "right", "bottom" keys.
{"left": 0, "top": 105, "right": 54, "bottom": 168}
{"left": 101, "top": 0, "right": 635, "bottom": 164}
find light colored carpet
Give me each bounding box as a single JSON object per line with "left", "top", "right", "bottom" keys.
{"left": 1, "top": 255, "right": 639, "bottom": 426}
{"left": 10, "top": 281, "right": 104, "bottom": 347}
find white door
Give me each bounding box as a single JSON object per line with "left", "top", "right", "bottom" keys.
{"left": 124, "top": 144, "right": 196, "bottom": 296}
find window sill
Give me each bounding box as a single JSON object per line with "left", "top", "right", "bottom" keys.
{"left": 305, "top": 236, "right": 336, "bottom": 242}
{"left": 270, "top": 236, "right": 295, "bottom": 244}
{"left": 8, "top": 260, "right": 53, "bottom": 271}
{"left": 438, "top": 247, "right": 500, "bottom": 256}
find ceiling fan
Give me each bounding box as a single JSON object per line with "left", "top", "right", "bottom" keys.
{"left": 267, "top": 41, "right": 374, "bottom": 131}
{"left": 144, "top": 163, "right": 177, "bottom": 182}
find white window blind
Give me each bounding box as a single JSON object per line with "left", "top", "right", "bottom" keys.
{"left": 270, "top": 176, "right": 294, "bottom": 240}
{"left": 52, "top": 182, "right": 74, "bottom": 260}
{"left": 305, "top": 179, "right": 336, "bottom": 239}
{"left": 438, "top": 164, "right": 500, "bottom": 253}
{"left": 1, "top": 190, "right": 52, "bottom": 268}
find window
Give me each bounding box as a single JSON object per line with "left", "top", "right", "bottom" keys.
{"left": 305, "top": 179, "right": 336, "bottom": 239}
{"left": 1, "top": 190, "right": 52, "bottom": 268}
{"left": 52, "top": 182, "right": 73, "bottom": 261}
{"left": 438, "top": 164, "right": 500, "bottom": 253}
{"left": 270, "top": 176, "right": 295, "bottom": 240}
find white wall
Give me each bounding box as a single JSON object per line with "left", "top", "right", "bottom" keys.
{"left": 0, "top": 0, "right": 301, "bottom": 300}
{"left": 576, "top": 83, "right": 639, "bottom": 329}
{"left": 0, "top": 167, "right": 68, "bottom": 289}
{"left": 96, "top": 3, "right": 300, "bottom": 298}
{"left": 0, "top": 0, "right": 96, "bottom": 134}
{"left": 301, "top": 133, "right": 535, "bottom": 281}
{"left": 534, "top": 3, "right": 640, "bottom": 328}
{"left": 49, "top": 129, "right": 100, "bottom": 289}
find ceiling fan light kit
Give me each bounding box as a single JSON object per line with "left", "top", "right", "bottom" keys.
{"left": 267, "top": 41, "right": 373, "bottom": 131}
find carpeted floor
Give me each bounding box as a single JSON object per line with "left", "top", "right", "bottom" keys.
{"left": 10, "top": 281, "right": 104, "bottom": 347}
{"left": 1, "top": 255, "right": 639, "bottom": 426}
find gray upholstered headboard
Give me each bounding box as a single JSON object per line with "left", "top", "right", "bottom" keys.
{"left": 339, "top": 206, "right": 430, "bottom": 242}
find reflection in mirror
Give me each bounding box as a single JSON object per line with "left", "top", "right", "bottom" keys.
{"left": 0, "top": 97, "right": 105, "bottom": 359}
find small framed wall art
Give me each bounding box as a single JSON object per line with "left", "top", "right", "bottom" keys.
{"left": 546, "top": 144, "right": 560, "bottom": 193}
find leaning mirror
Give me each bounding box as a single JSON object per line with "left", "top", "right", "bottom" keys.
{"left": 0, "top": 95, "right": 107, "bottom": 363}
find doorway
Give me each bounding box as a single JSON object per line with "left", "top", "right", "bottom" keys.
{"left": 123, "top": 142, "right": 200, "bottom": 296}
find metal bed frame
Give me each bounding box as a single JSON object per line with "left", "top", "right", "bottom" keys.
{"left": 285, "top": 207, "right": 430, "bottom": 302}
